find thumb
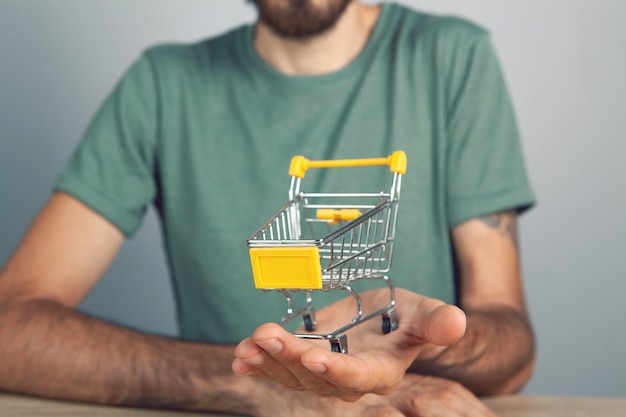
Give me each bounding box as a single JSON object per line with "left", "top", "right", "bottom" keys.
{"left": 408, "top": 301, "right": 467, "bottom": 347}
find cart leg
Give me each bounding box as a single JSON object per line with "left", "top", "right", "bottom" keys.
{"left": 279, "top": 289, "right": 294, "bottom": 324}
{"left": 329, "top": 334, "right": 348, "bottom": 354}
{"left": 381, "top": 308, "right": 399, "bottom": 334}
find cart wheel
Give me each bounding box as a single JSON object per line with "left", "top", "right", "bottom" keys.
{"left": 330, "top": 334, "right": 348, "bottom": 354}
{"left": 381, "top": 309, "right": 399, "bottom": 334}
{"left": 382, "top": 316, "right": 392, "bottom": 334}
{"left": 303, "top": 314, "right": 316, "bottom": 332}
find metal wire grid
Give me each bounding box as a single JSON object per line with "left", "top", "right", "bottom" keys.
{"left": 248, "top": 192, "right": 400, "bottom": 290}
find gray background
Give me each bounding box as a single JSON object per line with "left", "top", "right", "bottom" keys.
{"left": 1, "top": 0, "right": 624, "bottom": 397}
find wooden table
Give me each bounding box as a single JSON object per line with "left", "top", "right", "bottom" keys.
{"left": 483, "top": 395, "right": 626, "bottom": 416}
{"left": 0, "top": 393, "right": 624, "bottom": 416}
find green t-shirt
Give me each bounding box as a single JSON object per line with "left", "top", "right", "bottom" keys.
{"left": 55, "top": 3, "right": 535, "bottom": 343}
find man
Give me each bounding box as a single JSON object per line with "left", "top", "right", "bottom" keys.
{"left": 0, "top": 0, "right": 535, "bottom": 415}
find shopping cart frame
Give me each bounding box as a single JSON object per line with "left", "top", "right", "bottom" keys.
{"left": 247, "top": 151, "right": 407, "bottom": 353}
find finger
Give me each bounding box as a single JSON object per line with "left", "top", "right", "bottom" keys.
{"left": 301, "top": 346, "right": 403, "bottom": 395}
{"left": 252, "top": 323, "right": 343, "bottom": 396}
{"left": 234, "top": 334, "right": 307, "bottom": 390}
{"left": 233, "top": 337, "right": 264, "bottom": 375}
{"left": 232, "top": 357, "right": 254, "bottom": 376}
{"left": 232, "top": 356, "right": 277, "bottom": 381}
{"left": 231, "top": 358, "right": 275, "bottom": 381}
{"left": 232, "top": 338, "right": 277, "bottom": 380}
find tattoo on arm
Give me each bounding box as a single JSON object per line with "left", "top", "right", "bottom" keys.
{"left": 478, "top": 211, "right": 519, "bottom": 250}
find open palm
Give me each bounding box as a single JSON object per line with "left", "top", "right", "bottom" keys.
{"left": 233, "top": 288, "right": 466, "bottom": 401}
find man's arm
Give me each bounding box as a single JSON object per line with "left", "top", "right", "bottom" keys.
{"left": 410, "top": 209, "right": 535, "bottom": 395}
{"left": 0, "top": 192, "right": 257, "bottom": 414}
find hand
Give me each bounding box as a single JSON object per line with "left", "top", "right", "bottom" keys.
{"left": 232, "top": 288, "right": 466, "bottom": 401}
{"left": 251, "top": 373, "right": 496, "bottom": 417}
{"left": 251, "top": 379, "right": 404, "bottom": 417}
{"left": 381, "top": 373, "right": 498, "bottom": 417}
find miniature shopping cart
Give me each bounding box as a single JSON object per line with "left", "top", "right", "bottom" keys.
{"left": 247, "top": 151, "right": 407, "bottom": 353}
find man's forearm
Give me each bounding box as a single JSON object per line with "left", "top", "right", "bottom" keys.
{"left": 409, "top": 305, "right": 535, "bottom": 395}
{"left": 0, "top": 298, "right": 256, "bottom": 414}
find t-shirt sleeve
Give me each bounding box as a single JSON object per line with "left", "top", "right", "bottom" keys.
{"left": 54, "top": 53, "right": 158, "bottom": 236}
{"left": 444, "top": 31, "right": 536, "bottom": 226}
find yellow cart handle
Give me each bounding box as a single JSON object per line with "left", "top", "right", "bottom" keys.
{"left": 289, "top": 151, "right": 407, "bottom": 179}
{"left": 316, "top": 208, "right": 362, "bottom": 224}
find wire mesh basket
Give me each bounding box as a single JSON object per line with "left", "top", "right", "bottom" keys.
{"left": 247, "top": 151, "right": 407, "bottom": 353}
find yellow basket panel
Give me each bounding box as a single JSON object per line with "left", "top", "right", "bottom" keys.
{"left": 249, "top": 247, "right": 322, "bottom": 290}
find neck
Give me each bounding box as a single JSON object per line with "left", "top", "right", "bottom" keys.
{"left": 253, "top": 2, "right": 380, "bottom": 76}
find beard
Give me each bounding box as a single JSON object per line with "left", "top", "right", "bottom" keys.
{"left": 249, "top": 0, "right": 353, "bottom": 39}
